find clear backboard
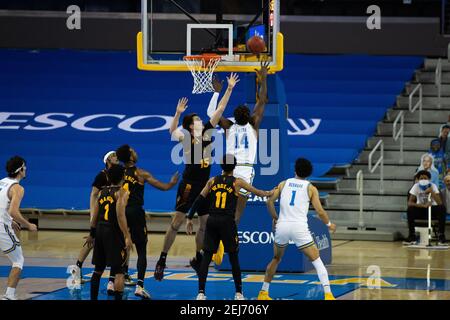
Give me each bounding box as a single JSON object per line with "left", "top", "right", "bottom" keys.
{"left": 137, "top": 0, "right": 283, "bottom": 73}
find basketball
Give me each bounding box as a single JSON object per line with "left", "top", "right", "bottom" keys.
{"left": 247, "top": 35, "right": 266, "bottom": 54}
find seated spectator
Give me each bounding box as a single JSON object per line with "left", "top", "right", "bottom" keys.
{"left": 417, "top": 154, "right": 440, "bottom": 187}
{"left": 405, "top": 171, "right": 447, "bottom": 245}
{"left": 428, "top": 138, "right": 446, "bottom": 181}
{"left": 440, "top": 175, "right": 450, "bottom": 215}
{"left": 439, "top": 124, "right": 450, "bottom": 171}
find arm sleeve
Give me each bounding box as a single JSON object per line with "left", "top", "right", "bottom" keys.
{"left": 187, "top": 194, "right": 206, "bottom": 220}
{"left": 92, "top": 171, "right": 107, "bottom": 189}
{"left": 206, "top": 92, "right": 220, "bottom": 119}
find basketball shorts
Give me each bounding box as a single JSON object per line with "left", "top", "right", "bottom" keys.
{"left": 92, "top": 222, "right": 127, "bottom": 272}
{"left": 0, "top": 223, "right": 23, "bottom": 269}
{"left": 203, "top": 215, "right": 239, "bottom": 254}
{"left": 234, "top": 165, "right": 255, "bottom": 198}
{"left": 125, "top": 206, "right": 148, "bottom": 245}
{"left": 274, "top": 222, "right": 315, "bottom": 250}
{"left": 175, "top": 180, "right": 210, "bottom": 216}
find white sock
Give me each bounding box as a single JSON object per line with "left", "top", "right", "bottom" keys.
{"left": 5, "top": 287, "right": 15, "bottom": 297}
{"left": 261, "top": 282, "right": 270, "bottom": 292}
{"left": 311, "top": 257, "right": 331, "bottom": 294}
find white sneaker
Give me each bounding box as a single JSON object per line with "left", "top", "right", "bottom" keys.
{"left": 107, "top": 281, "right": 115, "bottom": 295}
{"left": 2, "top": 295, "right": 17, "bottom": 300}
{"left": 67, "top": 265, "right": 82, "bottom": 288}
{"left": 234, "top": 292, "right": 245, "bottom": 300}
{"left": 196, "top": 293, "right": 206, "bottom": 300}
{"left": 134, "top": 286, "right": 151, "bottom": 299}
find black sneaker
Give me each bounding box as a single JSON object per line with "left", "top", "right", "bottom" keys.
{"left": 154, "top": 260, "right": 166, "bottom": 281}
{"left": 124, "top": 274, "right": 137, "bottom": 286}
{"left": 438, "top": 235, "right": 447, "bottom": 246}
{"left": 403, "top": 235, "right": 417, "bottom": 245}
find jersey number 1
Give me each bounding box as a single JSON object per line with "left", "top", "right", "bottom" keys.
{"left": 215, "top": 192, "right": 227, "bottom": 209}
{"left": 289, "top": 191, "right": 297, "bottom": 206}
{"left": 104, "top": 203, "right": 110, "bottom": 221}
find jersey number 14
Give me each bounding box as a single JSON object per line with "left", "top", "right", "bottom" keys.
{"left": 235, "top": 133, "right": 249, "bottom": 149}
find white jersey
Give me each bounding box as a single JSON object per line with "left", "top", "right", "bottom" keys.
{"left": 279, "top": 178, "right": 310, "bottom": 224}
{"left": 226, "top": 123, "right": 257, "bottom": 165}
{"left": 0, "top": 178, "right": 17, "bottom": 227}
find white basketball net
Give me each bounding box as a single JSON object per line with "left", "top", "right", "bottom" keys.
{"left": 184, "top": 56, "right": 221, "bottom": 94}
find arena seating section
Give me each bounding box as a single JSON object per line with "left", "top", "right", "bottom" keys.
{"left": 0, "top": 50, "right": 423, "bottom": 212}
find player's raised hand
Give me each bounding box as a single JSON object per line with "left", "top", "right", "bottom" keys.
{"left": 255, "top": 61, "right": 270, "bottom": 82}
{"left": 227, "top": 73, "right": 240, "bottom": 89}
{"left": 186, "top": 219, "right": 194, "bottom": 235}
{"left": 213, "top": 76, "right": 224, "bottom": 93}
{"left": 176, "top": 97, "right": 188, "bottom": 114}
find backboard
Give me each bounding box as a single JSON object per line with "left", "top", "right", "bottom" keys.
{"left": 137, "top": 0, "right": 283, "bottom": 73}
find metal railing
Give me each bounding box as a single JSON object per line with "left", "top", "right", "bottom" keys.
{"left": 408, "top": 83, "right": 423, "bottom": 136}
{"left": 356, "top": 170, "right": 364, "bottom": 229}
{"left": 368, "top": 140, "right": 384, "bottom": 194}
{"left": 392, "top": 110, "right": 404, "bottom": 164}
{"left": 435, "top": 58, "right": 442, "bottom": 109}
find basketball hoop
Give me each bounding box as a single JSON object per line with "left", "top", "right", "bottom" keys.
{"left": 183, "top": 54, "right": 221, "bottom": 94}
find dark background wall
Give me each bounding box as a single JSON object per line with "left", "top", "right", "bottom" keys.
{"left": 0, "top": 11, "right": 448, "bottom": 56}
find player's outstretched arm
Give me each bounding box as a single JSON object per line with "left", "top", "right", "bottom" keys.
{"left": 186, "top": 178, "right": 214, "bottom": 234}
{"left": 309, "top": 184, "right": 336, "bottom": 233}
{"left": 8, "top": 184, "right": 36, "bottom": 231}
{"left": 209, "top": 73, "right": 240, "bottom": 127}
{"left": 170, "top": 97, "right": 188, "bottom": 142}
{"left": 266, "top": 181, "right": 285, "bottom": 221}
{"left": 236, "top": 178, "right": 274, "bottom": 198}
{"left": 140, "top": 169, "right": 179, "bottom": 191}
{"left": 251, "top": 61, "right": 269, "bottom": 131}
{"left": 207, "top": 77, "right": 234, "bottom": 130}
{"left": 116, "top": 188, "right": 132, "bottom": 249}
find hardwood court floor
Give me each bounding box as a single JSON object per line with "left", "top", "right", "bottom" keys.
{"left": 0, "top": 231, "right": 449, "bottom": 300}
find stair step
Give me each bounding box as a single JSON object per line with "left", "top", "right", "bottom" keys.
{"left": 366, "top": 136, "right": 433, "bottom": 150}
{"left": 357, "top": 149, "right": 425, "bottom": 165}
{"left": 416, "top": 71, "right": 450, "bottom": 83}
{"left": 377, "top": 122, "right": 442, "bottom": 136}
{"left": 348, "top": 164, "right": 417, "bottom": 180}
{"left": 329, "top": 189, "right": 407, "bottom": 196}
{"left": 405, "top": 83, "right": 450, "bottom": 96}
{"left": 396, "top": 96, "right": 450, "bottom": 109}
{"left": 387, "top": 108, "right": 449, "bottom": 124}
{"left": 338, "top": 178, "right": 413, "bottom": 190}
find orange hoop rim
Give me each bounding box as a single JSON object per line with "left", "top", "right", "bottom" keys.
{"left": 183, "top": 53, "right": 222, "bottom": 65}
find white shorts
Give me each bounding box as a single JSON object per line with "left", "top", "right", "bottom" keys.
{"left": 0, "top": 224, "right": 24, "bottom": 269}
{"left": 274, "top": 222, "right": 315, "bottom": 250}
{"left": 234, "top": 165, "right": 255, "bottom": 197}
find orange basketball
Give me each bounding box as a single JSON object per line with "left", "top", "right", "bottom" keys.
{"left": 246, "top": 36, "right": 266, "bottom": 54}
